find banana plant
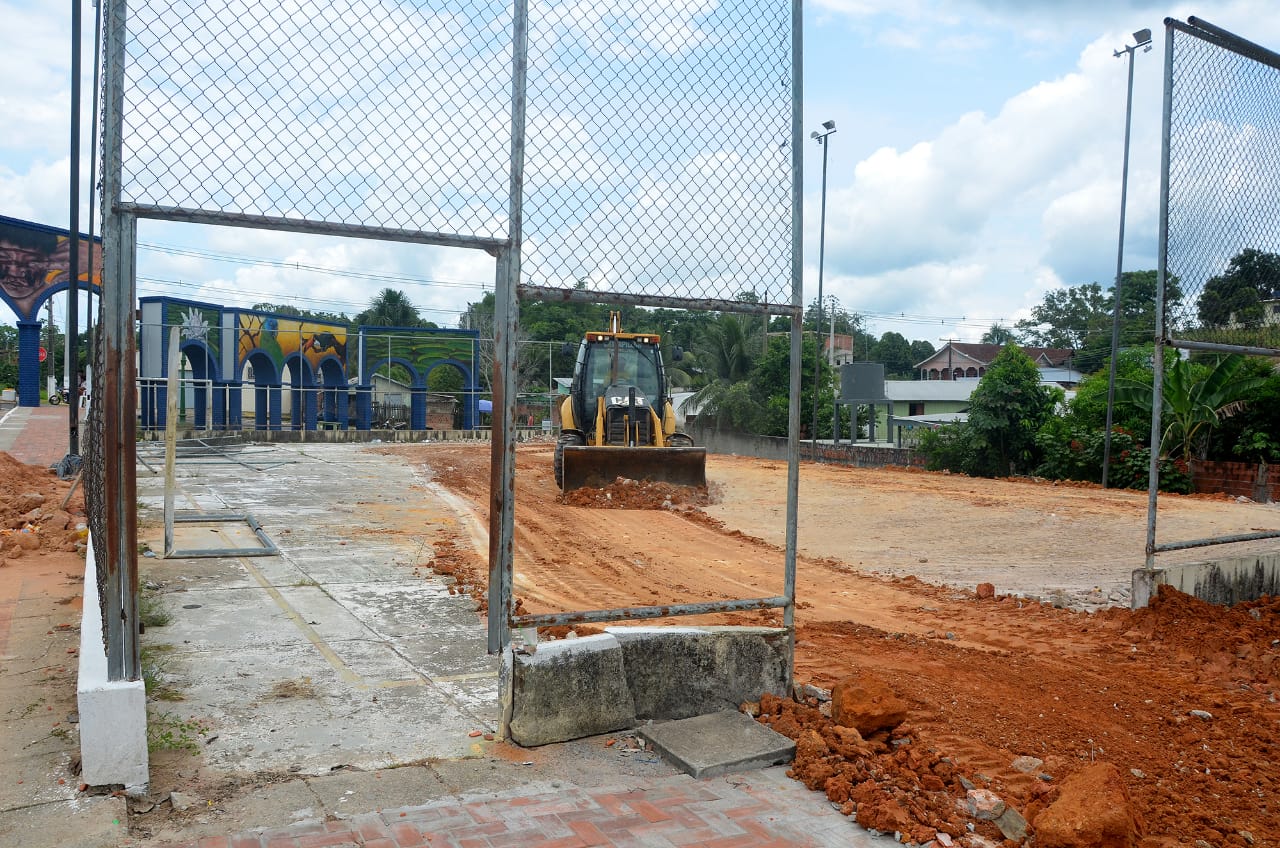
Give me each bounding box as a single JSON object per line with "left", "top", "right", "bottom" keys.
{"left": 1116, "top": 354, "right": 1265, "bottom": 462}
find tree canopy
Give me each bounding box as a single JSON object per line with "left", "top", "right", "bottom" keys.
{"left": 1196, "top": 248, "right": 1280, "bottom": 328}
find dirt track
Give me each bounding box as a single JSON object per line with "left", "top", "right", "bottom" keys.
{"left": 390, "top": 441, "right": 1280, "bottom": 848}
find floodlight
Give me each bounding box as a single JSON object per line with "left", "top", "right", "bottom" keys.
{"left": 1133, "top": 28, "right": 1152, "bottom": 45}
{"left": 822, "top": 119, "right": 836, "bottom": 130}
{"left": 810, "top": 130, "right": 819, "bottom": 139}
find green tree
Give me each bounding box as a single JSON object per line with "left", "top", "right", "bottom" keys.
{"left": 355, "top": 289, "right": 425, "bottom": 328}
{"left": 981, "top": 323, "right": 1017, "bottom": 345}
{"left": 687, "top": 314, "right": 764, "bottom": 430}
{"left": 1015, "top": 282, "right": 1108, "bottom": 350}
{"left": 251, "top": 303, "right": 351, "bottom": 325}
{"left": 1197, "top": 248, "right": 1280, "bottom": 328}
{"left": 0, "top": 323, "right": 17, "bottom": 389}
{"left": 965, "top": 345, "right": 1061, "bottom": 476}
{"left": 1064, "top": 346, "right": 1153, "bottom": 435}
{"left": 869, "top": 331, "right": 915, "bottom": 378}
{"left": 908, "top": 340, "right": 935, "bottom": 370}
{"left": 1208, "top": 358, "right": 1280, "bottom": 463}
{"left": 1116, "top": 354, "right": 1266, "bottom": 462}
{"left": 749, "top": 334, "right": 849, "bottom": 438}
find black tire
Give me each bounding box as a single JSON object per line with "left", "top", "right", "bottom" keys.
{"left": 669, "top": 432, "right": 694, "bottom": 448}
{"left": 48, "top": 393, "right": 61, "bottom": 406}
{"left": 553, "top": 431, "right": 585, "bottom": 488}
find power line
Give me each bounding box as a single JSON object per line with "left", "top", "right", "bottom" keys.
{"left": 137, "top": 241, "right": 492, "bottom": 292}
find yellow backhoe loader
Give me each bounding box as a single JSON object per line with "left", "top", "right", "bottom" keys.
{"left": 554, "top": 312, "right": 706, "bottom": 491}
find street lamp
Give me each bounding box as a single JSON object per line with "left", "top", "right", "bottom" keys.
{"left": 1102, "top": 27, "right": 1151, "bottom": 488}
{"left": 811, "top": 119, "right": 835, "bottom": 454}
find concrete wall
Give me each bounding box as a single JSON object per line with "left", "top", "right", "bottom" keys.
{"left": 508, "top": 626, "right": 790, "bottom": 747}
{"left": 77, "top": 541, "right": 148, "bottom": 791}
{"left": 1132, "top": 552, "right": 1280, "bottom": 608}
{"left": 691, "top": 424, "right": 923, "bottom": 469}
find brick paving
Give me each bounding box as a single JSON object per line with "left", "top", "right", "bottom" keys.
{"left": 151, "top": 769, "right": 874, "bottom": 848}
{"left": 0, "top": 405, "right": 78, "bottom": 468}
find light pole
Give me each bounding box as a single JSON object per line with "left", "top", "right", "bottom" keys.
{"left": 811, "top": 119, "right": 835, "bottom": 454}
{"left": 826, "top": 293, "right": 839, "bottom": 442}
{"left": 1102, "top": 27, "right": 1151, "bottom": 489}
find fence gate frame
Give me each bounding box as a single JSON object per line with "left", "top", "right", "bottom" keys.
{"left": 95, "top": 0, "right": 807, "bottom": 724}
{"left": 1146, "top": 16, "right": 1280, "bottom": 569}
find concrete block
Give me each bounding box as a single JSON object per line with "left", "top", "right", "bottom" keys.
{"left": 638, "top": 709, "right": 795, "bottom": 779}
{"left": 605, "top": 626, "right": 790, "bottom": 721}
{"left": 1132, "top": 553, "right": 1280, "bottom": 608}
{"left": 509, "top": 634, "right": 635, "bottom": 747}
{"left": 77, "top": 543, "right": 149, "bottom": 791}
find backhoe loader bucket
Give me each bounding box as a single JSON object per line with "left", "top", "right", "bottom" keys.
{"left": 559, "top": 446, "right": 707, "bottom": 492}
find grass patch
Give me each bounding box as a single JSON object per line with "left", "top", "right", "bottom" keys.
{"left": 141, "top": 644, "right": 184, "bottom": 702}
{"left": 147, "top": 710, "right": 211, "bottom": 753}
{"left": 138, "top": 587, "right": 172, "bottom": 628}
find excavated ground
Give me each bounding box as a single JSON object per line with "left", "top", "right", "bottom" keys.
{"left": 384, "top": 441, "right": 1280, "bottom": 848}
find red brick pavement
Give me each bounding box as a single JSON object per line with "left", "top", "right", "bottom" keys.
{"left": 0, "top": 406, "right": 79, "bottom": 468}
{"left": 149, "top": 769, "right": 873, "bottom": 848}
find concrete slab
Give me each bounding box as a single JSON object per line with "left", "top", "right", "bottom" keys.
{"left": 0, "top": 795, "right": 128, "bottom": 848}
{"left": 638, "top": 709, "right": 796, "bottom": 779}
{"left": 509, "top": 634, "right": 636, "bottom": 746}
{"left": 304, "top": 765, "right": 447, "bottom": 815}
{"left": 606, "top": 625, "right": 791, "bottom": 721}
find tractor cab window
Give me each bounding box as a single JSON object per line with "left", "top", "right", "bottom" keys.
{"left": 585, "top": 342, "right": 661, "bottom": 404}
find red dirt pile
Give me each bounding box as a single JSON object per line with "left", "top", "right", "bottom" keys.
{"left": 0, "top": 451, "right": 87, "bottom": 565}
{"left": 560, "top": 477, "right": 710, "bottom": 509}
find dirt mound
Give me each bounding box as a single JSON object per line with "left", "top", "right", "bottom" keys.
{"left": 1118, "top": 583, "right": 1280, "bottom": 684}
{"left": 0, "top": 451, "right": 87, "bottom": 564}
{"left": 560, "top": 477, "right": 711, "bottom": 509}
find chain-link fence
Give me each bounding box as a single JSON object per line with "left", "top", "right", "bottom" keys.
{"left": 96, "top": 0, "right": 801, "bottom": 686}
{"left": 520, "top": 0, "right": 795, "bottom": 309}
{"left": 1163, "top": 17, "right": 1280, "bottom": 352}
{"left": 119, "top": 0, "right": 514, "bottom": 242}
{"left": 1145, "top": 17, "right": 1280, "bottom": 569}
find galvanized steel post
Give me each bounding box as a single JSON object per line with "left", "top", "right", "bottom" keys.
{"left": 782, "top": 0, "right": 803, "bottom": 677}
{"left": 1145, "top": 21, "right": 1176, "bottom": 570}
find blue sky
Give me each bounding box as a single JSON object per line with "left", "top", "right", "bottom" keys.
{"left": 2, "top": 0, "right": 1277, "bottom": 344}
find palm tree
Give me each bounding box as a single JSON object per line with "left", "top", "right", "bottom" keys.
{"left": 356, "top": 289, "right": 422, "bottom": 327}
{"left": 981, "top": 323, "right": 1017, "bottom": 345}
{"left": 1116, "top": 354, "right": 1265, "bottom": 461}
{"left": 687, "top": 314, "right": 763, "bottom": 430}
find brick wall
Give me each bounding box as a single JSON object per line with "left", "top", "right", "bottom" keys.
{"left": 1190, "top": 459, "right": 1277, "bottom": 503}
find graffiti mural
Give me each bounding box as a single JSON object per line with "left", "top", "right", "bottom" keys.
{"left": 0, "top": 214, "right": 103, "bottom": 321}
{"left": 238, "top": 312, "right": 348, "bottom": 377}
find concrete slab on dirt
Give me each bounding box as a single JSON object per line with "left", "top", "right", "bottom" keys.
{"left": 134, "top": 444, "right": 500, "bottom": 779}
{"left": 638, "top": 709, "right": 796, "bottom": 778}
{"left": 0, "top": 794, "right": 128, "bottom": 848}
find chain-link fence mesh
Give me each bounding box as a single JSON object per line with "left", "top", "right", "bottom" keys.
{"left": 521, "top": 0, "right": 794, "bottom": 308}
{"left": 120, "top": 0, "right": 513, "bottom": 239}
{"left": 1165, "top": 20, "right": 1280, "bottom": 352}
{"left": 85, "top": 270, "right": 109, "bottom": 652}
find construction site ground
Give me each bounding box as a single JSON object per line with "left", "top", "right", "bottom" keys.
{"left": 1, "top": 417, "right": 1278, "bottom": 847}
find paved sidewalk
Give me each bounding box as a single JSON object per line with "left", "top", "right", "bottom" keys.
{"left": 0, "top": 405, "right": 78, "bottom": 467}
{"left": 150, "top": 768, "right": 874, "bottom": 848}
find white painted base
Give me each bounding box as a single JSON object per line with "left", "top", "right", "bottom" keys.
{"left": 77, "top": 540, "right": 149, "bottom": 791}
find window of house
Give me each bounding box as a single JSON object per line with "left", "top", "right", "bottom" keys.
{"left": 909, "top": 402, "right": 925, "bottom": 416}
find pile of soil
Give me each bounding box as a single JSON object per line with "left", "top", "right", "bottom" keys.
{"left": 0, "top": 452, "right": 86, "bottom": 565}
{"left": 390, "top": 443, "right": 1280, "bottom": 844}
{"left": 560, "top": 477, "right": 711, "bottom": 509}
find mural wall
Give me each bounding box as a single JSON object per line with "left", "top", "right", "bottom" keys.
{"left": 138, "top": 297, "right": 480, "bottom": 432}
{"left": 1, "top": 215, "right": 105, "bottom": 406}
